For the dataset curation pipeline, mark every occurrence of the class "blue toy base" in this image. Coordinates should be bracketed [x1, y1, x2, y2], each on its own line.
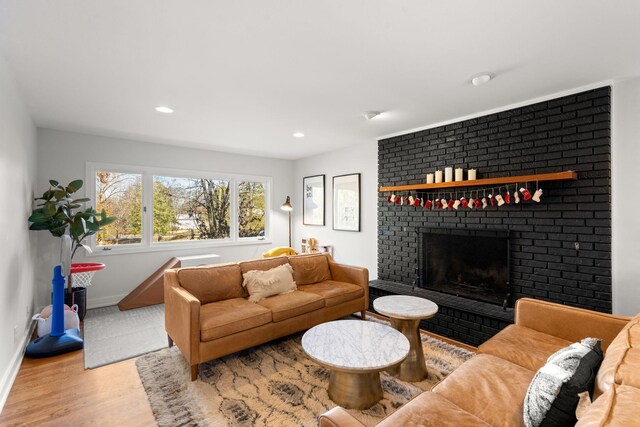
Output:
[25, 328, 84, 358]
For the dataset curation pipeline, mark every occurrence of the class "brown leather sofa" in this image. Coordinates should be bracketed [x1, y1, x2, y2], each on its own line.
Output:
[320, 298, 640, 426]
[164, 253, 368, 380]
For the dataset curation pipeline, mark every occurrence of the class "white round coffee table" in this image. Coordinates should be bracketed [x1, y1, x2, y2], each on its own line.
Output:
[373, 295, 438, 381]
[301, 320, 409, 409]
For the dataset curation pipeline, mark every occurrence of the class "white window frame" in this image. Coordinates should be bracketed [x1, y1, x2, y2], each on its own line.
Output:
[86, 162, 272, 255]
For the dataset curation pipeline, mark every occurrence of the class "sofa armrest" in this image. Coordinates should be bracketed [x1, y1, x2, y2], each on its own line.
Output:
[319, 407, 366, 427]
[515, 298, 631, 351]
[328, 261, 369, 307]
[164, 270, 201, 364]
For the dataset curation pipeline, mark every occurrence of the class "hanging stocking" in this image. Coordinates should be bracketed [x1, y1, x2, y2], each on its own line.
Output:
[513, 186, 520, 204]
[436, 198, 442, 209]
[495, 194, 505, 206]
[460, 196, 468, 208]
[395, 195, 402, 205]
[448, 198, 456, 209]
[488, 194, 496, 206]
[519, 187, 532, 201]
[504, 191, 511, 204]
[413, 197, 422, 207]
[425, 199, 433, 209]
[387, 195, 392, 204]
[532, 188, 543, 203]
[474, 197, 482, 209]
[482, 197, 488, 209]
[441, 198, 448, 209]
[408, 196, 415, 206]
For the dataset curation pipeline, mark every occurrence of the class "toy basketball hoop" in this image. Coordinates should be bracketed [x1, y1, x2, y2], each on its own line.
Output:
[70, 262, 105, 288]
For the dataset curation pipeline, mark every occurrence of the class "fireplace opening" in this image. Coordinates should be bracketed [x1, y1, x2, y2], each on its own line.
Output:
[419, 229, 510, 307]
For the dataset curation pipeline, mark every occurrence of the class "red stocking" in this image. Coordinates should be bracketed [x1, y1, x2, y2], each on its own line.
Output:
[519, 188, 532, 201]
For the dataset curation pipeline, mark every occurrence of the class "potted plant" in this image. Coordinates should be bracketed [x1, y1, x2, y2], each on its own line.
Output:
[28, 179, 115, 319]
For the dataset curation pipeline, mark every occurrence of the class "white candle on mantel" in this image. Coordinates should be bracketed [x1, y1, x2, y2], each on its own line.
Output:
[455, 168, 463, 182]
[468, 169, 477, 180]
[445, 167, 453, 182]
[426, 173, 434, 184]
[435, 170, 443, 183]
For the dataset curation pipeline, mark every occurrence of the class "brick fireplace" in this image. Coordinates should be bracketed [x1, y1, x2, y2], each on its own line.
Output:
[373, 86, 611, 346]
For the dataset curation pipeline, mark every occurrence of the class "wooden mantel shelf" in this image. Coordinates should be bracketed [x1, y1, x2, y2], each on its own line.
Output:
[379, 171, 577, 192]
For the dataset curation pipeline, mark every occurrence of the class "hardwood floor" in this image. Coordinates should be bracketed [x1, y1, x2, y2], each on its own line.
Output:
[0, 350, 156, 427]
[0, 313, 475, 426]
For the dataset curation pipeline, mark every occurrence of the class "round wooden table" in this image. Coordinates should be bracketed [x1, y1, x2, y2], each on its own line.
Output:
[373, 295, 439, 381]
[301, 320, 409, 409]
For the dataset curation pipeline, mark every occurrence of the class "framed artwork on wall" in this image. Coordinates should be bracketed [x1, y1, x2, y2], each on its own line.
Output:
[303, 174, 325, 225]
[333, 173, 360, 232]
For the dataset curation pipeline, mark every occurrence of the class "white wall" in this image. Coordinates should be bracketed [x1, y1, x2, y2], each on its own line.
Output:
[292, 142, 378, 279]
[0, 55, 37, 409]
[35, 129, 294, 308]
[612, 77, 640, 316]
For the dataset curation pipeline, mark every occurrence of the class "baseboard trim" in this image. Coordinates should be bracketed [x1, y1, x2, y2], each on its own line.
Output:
[0, 321, 36, 414]
[88, 293, 128, 309]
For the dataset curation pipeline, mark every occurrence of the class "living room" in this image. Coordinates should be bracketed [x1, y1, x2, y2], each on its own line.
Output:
[1, 1, 640, 426]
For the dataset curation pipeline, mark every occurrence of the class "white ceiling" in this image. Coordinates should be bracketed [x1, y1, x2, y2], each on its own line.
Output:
[1, 1, 639, 160]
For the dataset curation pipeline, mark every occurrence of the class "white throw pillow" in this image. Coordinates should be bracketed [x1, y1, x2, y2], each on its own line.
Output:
[242, 263, 297, 302]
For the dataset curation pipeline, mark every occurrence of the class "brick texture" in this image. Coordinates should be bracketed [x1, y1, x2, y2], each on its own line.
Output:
[376, 87, 611, 345]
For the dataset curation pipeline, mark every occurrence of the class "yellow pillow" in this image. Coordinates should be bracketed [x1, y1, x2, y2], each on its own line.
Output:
[242, 263, 297, 302]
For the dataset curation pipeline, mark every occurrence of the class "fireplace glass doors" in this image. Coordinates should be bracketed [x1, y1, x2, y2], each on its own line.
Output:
[420, 229, 510, 306]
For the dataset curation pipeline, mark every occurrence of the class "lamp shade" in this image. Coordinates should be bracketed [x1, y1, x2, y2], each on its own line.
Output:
[281, 196, 293, 211]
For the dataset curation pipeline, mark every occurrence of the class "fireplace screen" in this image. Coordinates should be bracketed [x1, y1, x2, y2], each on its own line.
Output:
[421, 230, 510, 306]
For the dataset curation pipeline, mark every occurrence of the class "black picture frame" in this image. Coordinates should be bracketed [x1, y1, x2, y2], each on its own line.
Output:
[303, 174, 325, 226]
[332, 173, 361, 232]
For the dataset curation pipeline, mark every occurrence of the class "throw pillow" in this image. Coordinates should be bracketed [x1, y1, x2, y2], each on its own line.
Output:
[242, 263, 297, 302]
[523, 337, 604, 427]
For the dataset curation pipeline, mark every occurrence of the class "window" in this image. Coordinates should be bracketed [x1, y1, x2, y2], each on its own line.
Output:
[95, 171, 142, 246]
[153, 176, 231, 242]
[87, 163, 270, 252]
[238, 181, 265, 238]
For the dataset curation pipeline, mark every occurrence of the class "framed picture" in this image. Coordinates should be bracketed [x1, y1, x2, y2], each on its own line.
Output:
[333, 173, 360, 232]
[303, 175, 325, 225]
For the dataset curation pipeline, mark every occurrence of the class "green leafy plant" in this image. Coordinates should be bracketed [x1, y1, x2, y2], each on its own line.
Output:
[28, 179, 116, 264]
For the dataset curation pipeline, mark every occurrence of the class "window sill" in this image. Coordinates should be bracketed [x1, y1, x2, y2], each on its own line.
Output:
[86, 239, 273, 257]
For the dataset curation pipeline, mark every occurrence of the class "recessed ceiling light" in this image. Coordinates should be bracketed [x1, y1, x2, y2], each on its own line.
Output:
[362, 111, 381, 120]
[293, 132, 305, 138]
[471, 74, 492, 86]
[155, 106, 174, 114]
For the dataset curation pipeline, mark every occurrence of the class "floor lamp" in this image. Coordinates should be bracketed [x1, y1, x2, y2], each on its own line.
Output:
[281, 196, 293, 248]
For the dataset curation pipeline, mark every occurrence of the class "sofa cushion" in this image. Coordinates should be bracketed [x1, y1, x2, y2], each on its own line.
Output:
[288, 254, 332, 285]
[242, 263, 297, 303]
[523, 338, 603, 427]
[478, 324, 572, 371]
[433, 354, 535, 427]
[200, 298, 272, 341]
[177, 264, 244, 305]
[576, 384, 640, 426]
[298, 280, 363, 307]
[257, 290, 324, 322]
[595, 314, 640, 398]
[239, 256, 289, 274]
[377, 392, 491, 427]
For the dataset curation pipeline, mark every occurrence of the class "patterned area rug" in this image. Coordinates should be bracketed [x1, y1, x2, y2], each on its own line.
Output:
[136, 317, 473, 426]
[84, 304, 166, 369]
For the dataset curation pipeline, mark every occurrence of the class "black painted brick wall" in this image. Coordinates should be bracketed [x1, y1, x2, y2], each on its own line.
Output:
[377, 87, 612, 333]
